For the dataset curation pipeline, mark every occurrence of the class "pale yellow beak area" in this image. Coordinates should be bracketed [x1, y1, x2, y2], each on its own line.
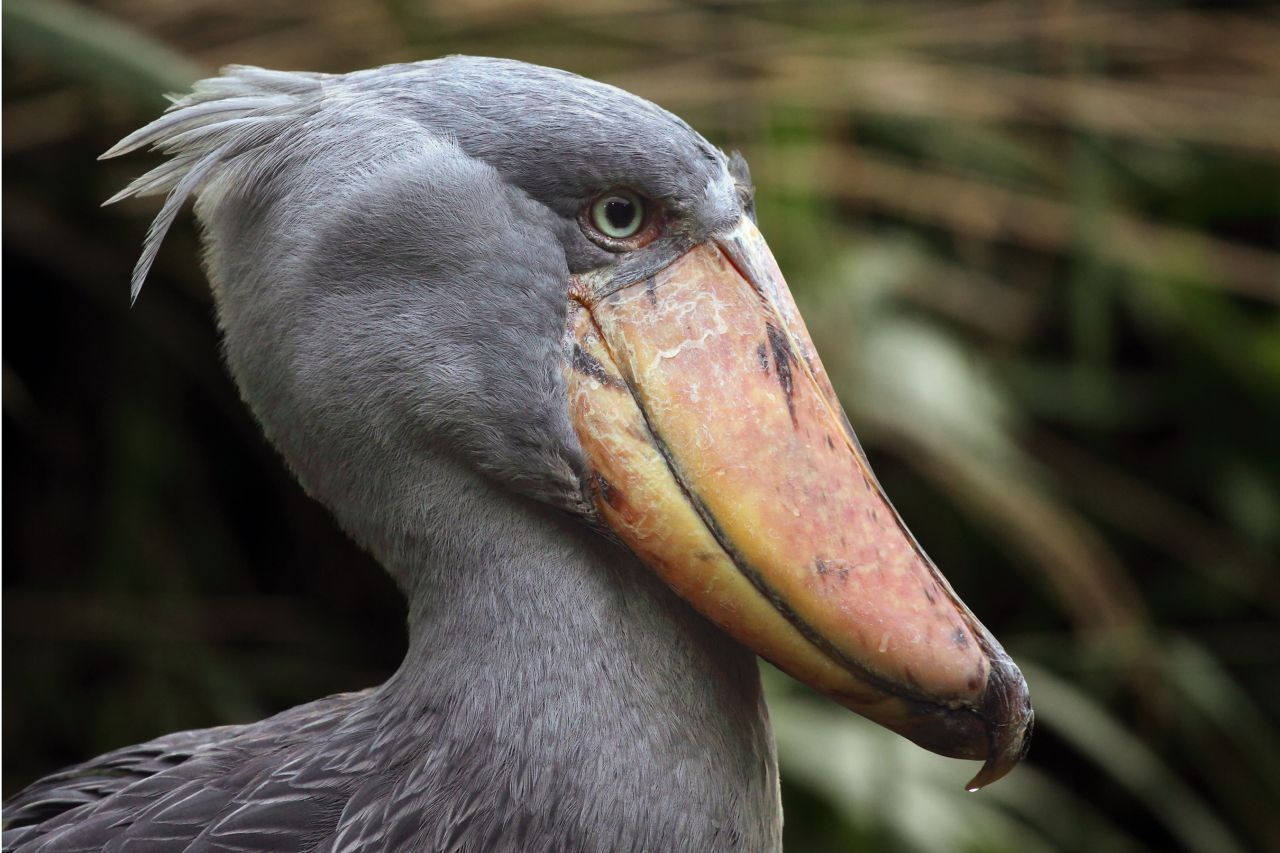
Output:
[565, 218, 1032, 790]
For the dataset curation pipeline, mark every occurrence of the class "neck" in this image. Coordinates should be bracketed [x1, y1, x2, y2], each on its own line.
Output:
[340, 453, 781, 848]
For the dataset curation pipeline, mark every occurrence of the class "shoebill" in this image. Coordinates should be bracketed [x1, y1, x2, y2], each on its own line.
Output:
[3, 57, 1032, 852]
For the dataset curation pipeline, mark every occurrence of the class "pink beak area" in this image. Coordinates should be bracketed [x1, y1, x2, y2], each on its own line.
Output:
[564, 218, 1032, 790]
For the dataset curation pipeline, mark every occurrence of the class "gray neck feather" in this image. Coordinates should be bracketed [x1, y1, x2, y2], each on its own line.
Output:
[328, 450, 782, 849]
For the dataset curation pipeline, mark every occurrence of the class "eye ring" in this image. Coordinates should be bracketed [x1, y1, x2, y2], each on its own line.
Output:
[581, 188, 658, 250]
[590, 190, 644, 238]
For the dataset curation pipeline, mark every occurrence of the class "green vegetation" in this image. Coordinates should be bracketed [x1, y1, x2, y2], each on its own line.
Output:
[4, 2, 1277, 850]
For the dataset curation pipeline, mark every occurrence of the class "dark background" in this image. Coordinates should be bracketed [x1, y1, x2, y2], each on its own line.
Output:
[4, 1, 1279, 850]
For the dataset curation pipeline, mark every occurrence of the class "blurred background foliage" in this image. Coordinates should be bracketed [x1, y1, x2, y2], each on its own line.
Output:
[3, 1, 1278, 850]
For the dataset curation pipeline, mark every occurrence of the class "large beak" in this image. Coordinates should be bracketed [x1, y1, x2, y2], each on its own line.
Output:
[565, 218, 1032, 789]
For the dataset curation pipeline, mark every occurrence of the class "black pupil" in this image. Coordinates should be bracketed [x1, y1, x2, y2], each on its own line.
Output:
[604, 197, 636, 230]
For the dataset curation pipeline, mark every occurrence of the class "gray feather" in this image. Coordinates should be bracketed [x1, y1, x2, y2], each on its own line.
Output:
[8, 56, 776, 852]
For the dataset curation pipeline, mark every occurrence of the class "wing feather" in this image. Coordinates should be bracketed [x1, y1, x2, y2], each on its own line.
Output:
[3, 692, 373, 852]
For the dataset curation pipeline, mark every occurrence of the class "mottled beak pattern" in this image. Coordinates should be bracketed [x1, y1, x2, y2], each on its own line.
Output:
[566, 218, 1032, 789]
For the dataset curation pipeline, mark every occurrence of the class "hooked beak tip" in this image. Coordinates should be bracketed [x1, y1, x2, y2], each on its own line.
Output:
[966, 656, 1034, 790]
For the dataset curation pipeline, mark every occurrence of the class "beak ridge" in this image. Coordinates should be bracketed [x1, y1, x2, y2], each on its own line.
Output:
[566, 217, 1032, 788]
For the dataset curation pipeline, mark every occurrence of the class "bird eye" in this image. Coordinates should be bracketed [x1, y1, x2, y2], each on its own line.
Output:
[588, 190, 646, 240]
